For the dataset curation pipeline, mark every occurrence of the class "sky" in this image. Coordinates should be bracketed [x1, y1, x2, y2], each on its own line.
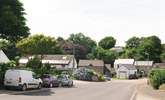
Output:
[21, 0, 165, 46]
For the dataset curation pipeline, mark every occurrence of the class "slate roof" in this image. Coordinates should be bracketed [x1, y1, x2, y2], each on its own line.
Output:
[114, 59, 134, 65]
[78, 60, 104, 67]
[119, 64, 137, 70]
[19, 55, 74, 65]
[134, 61, 153, 67]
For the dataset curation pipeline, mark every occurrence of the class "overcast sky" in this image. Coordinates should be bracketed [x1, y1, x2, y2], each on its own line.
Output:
[21, 0, 165, 46]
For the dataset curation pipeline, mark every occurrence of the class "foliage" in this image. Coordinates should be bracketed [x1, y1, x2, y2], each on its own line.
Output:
[68, 33, 97, 54]
[16, 34, 62, 55]
[0, 0, 30, 42]
[160, 53, 165, 62]
[126, 37, 141, 48]
[148, 69, 165, 89]
[0, 39, 10, 50]
[0, 61, 16, 85]
[123, 36, 162, 62]
[92, 47, 116, 64]
[99, 36, 116, 49]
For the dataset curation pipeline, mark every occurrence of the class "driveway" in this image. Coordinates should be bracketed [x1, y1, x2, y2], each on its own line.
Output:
[0, 79, 138, 100]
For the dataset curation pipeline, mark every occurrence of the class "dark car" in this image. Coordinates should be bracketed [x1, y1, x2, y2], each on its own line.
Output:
[57, 75, 73, 87]
[128, 74, 138, 79]
[41, 74, 59, 88]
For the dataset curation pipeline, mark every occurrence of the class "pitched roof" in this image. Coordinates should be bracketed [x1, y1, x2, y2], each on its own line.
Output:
[114, 59, 134, 65]
[154, 63, 165, 68]
[119, 64, 137, 70]
[78, 60, 104, 67]
[19, 55, 74, 65]
[134, 61, 153, 67]
[0, 50, 10, 63]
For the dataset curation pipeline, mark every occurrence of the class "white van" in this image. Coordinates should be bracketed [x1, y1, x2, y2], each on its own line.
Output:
[4, 69, 42, 91]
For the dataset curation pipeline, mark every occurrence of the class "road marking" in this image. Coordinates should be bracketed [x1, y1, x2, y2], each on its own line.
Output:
[130, 84, 138, 100]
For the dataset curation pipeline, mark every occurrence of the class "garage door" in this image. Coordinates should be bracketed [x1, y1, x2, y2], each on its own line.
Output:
[119, 71, 127, 78]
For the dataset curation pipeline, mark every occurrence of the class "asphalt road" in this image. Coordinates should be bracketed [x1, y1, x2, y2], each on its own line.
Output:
[0, 80, 138, 100]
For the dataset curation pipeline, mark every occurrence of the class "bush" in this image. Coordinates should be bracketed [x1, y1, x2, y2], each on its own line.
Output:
[73, 67, 105, 82]
[148, 69, 165, 89]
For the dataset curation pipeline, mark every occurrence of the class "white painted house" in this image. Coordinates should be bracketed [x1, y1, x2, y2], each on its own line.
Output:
[114, 59, 136, 78]
[19, 55, 77, 70]
[0, 50, 10, 63]
[114, 59, 134, 72]
[117, 64, 137, 78]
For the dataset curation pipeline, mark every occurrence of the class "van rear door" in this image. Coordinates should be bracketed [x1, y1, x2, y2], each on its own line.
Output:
[4, 70, 20, 86]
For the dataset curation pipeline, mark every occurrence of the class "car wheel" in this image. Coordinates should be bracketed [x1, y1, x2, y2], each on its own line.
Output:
[38, 83, 42, 89]
[22, 84, 27, 91]
[69, 82, 73, 87]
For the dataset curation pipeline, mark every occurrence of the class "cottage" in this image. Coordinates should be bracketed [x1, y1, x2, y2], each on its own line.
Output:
[117, 64, 137, 78]
[114, 59, 134, 72]
[154, 63, 165, 69]
[78, 60, 104, 74]
[0, 50, 10, 63]
[134, 61, 153, 76]
[19, 55, 77, 70]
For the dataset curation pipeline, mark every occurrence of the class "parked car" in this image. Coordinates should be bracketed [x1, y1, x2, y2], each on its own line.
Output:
[4, 69, 42, 91]
[103, 75, 111, 81]
[41, 74, 59, 88]
[128, 74, 138, 79]
[57, 75, 73, 87]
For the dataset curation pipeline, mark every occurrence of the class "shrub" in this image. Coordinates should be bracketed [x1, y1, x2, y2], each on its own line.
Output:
[73, 67, 105, 82]
[148, 69, 165, 89]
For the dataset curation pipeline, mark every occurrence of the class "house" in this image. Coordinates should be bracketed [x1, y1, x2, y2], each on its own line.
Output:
[153, 63, 165, 69]
[19, 55, 77, 70]
[116, 64, 137, 78]
[114, 59, 134, 72]
[0, 50, 10, 63]
[134, 61, 153, 76]
[78, 60, 104, 74]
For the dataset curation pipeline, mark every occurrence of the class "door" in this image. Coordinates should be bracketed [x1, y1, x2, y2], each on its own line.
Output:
[119, 71, 127, 78]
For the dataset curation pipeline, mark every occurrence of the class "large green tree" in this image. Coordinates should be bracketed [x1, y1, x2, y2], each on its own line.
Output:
[0, 0, 30, 42]
[126, 37, 141, 48]
[99, 36, 116, 49]
[16, 34, 62, 55]
[68, 33, 97, 59]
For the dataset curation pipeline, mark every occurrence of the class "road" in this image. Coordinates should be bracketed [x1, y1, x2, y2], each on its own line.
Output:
[0, 80, 138, 100]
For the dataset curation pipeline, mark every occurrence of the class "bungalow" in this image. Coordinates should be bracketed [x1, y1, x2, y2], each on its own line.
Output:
[19, 55, 77, 70]
[117, 64, 137, 79]
[134, 61, 153, 76]
[0, 50, 10, 63]
[78, 60, 104, 74]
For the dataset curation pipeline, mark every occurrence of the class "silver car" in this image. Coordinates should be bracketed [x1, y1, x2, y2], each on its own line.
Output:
[57, 75, 73, 87]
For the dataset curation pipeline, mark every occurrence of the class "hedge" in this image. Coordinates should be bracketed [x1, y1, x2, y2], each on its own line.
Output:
[148, 69, 165, 89]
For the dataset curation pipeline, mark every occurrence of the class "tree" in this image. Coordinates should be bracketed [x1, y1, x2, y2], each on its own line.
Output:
[160, 53, 165, 62]
[68, 33, 97, 53]
[99, 36, 116, 49]
[0, 39, 10, 50]
[0, 0, 30, 42]
[92, 47, 116, 64]
[16, 34, 62, 55]
[68, 33, 97, 60]
[126, 37, 141, 48]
